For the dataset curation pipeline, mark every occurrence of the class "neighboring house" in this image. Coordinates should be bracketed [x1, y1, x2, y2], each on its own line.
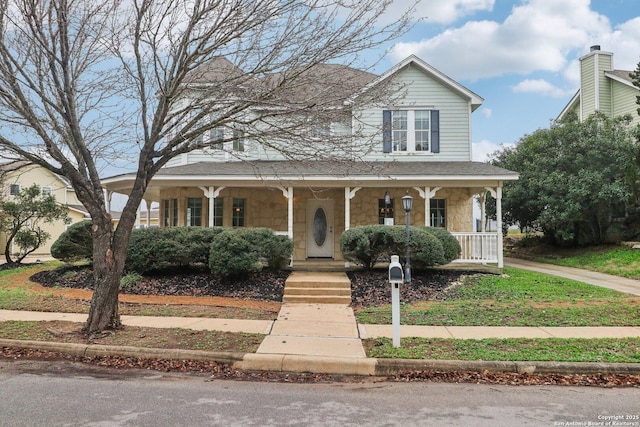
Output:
[103, 55, 518, 267]
[558, 45, 639, 124]
[0, 161, 90, 258]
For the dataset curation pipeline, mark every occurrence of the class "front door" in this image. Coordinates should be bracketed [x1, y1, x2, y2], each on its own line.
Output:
[306, 199, 334, 258]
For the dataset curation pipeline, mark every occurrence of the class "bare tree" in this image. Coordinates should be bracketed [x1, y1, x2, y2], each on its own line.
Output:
[0, 0, 414, 334]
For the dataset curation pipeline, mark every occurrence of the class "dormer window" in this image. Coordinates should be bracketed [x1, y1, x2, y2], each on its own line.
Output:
[383, 109, 439, 154]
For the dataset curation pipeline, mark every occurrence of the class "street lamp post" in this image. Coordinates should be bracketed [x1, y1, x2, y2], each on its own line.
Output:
[402, 192, 413, 283]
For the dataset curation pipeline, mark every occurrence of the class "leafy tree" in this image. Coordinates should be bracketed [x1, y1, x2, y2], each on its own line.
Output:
[0, 0, 414, 333]
[630, 59, 640, 118]
[0, 184, 70, 263]
[491, 112, 633, 246]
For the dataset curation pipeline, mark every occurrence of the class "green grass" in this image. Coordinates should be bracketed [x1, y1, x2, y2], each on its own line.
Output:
[355, 268, 640, 326]
[534, 246, 640, 280]
[0, 287, 32, 307]
[365, 337, 640, 363]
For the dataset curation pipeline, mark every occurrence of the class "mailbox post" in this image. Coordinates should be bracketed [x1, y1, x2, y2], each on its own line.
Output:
[388, 255, 403, 348]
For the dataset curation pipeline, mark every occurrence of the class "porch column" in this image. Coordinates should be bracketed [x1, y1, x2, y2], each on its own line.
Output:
[145, 199, 152, 228]
[278, 186, 294, 266]
[199, 186, 226, 228]
[485, 186, 504, 268]
[479, 191, 487, 232]
[496, 186, 504, 268]
[104, 190, 113, 214]
[413, 186, 441, 226]
[344, 186, 361, 267]
[279, 186, 294, 240]
[136, 204, 141, 229]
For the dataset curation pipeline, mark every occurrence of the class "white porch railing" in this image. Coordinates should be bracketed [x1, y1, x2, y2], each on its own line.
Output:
[451, 232, 499, 264]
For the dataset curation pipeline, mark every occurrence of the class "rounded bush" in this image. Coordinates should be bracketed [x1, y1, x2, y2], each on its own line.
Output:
[340, 225, 451, 270]
[50, 220, 93, 263]
[340, 225, 389, 269]
[422, 227, 461, 263]
[209, 229, 261, 279]
[125, 228, 187, 274]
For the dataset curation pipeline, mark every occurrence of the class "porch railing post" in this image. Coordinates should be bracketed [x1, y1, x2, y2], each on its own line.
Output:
[496, 186, 504, 268]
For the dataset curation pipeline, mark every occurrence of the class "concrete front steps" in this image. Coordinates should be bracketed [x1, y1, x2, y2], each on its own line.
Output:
[283, 271, 352, 304]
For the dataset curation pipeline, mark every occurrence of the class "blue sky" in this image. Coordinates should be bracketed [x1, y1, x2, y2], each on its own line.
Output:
[372, 0, 640, 161]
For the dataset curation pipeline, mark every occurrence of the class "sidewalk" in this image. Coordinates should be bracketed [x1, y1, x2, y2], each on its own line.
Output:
[2, 260, 640, 376]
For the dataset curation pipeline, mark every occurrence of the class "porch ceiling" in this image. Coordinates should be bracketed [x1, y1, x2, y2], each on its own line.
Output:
[102, 160, 518, 201]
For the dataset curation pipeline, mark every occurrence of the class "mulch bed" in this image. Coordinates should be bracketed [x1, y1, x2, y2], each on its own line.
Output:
[30, 264, 480, 307]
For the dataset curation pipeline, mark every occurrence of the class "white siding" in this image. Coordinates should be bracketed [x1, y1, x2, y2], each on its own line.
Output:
[352, 64, 472, 162]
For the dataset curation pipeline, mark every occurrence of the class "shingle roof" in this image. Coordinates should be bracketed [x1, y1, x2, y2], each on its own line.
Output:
[154, 160, 517, 179]
[607, 69, 634, 83]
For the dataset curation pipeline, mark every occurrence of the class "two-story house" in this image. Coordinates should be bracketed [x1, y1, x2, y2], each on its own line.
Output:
[558, 45, 639, 124]
[103, 55, 518, 267]
[0, 161, 90, 258]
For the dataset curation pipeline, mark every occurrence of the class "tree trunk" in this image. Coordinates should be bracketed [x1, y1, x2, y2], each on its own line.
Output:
[82, 217, 128, 335]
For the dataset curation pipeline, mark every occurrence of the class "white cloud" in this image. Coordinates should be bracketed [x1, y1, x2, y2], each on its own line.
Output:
[389, 0, 616, 81]
[511, 79, 571, 98]
[472, 139, 511, 162]
[481, 107, 492, 118]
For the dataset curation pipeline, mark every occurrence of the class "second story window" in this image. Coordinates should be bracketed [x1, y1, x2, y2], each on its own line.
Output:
[233, 128, 244, 152]
[9, 184, 20, 196]
[41, 186, 52, 196]
[383, 109, 440, 154]
[209, 127, 225, 149]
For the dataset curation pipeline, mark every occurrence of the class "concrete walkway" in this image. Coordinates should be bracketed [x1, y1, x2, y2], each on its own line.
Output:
[504, 258, 640, 296]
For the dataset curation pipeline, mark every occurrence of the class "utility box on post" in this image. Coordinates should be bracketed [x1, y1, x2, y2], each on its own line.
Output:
[388, 255, 403, 348]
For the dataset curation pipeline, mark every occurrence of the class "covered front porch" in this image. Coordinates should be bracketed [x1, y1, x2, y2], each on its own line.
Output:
[102, 161, 518, 268]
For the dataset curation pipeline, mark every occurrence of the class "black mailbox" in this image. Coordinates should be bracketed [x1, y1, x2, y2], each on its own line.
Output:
[389, 255, 403, 287]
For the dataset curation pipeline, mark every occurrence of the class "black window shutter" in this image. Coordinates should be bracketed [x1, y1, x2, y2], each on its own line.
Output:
[382, 110, 392, 153]
[431, 110, 440, 153]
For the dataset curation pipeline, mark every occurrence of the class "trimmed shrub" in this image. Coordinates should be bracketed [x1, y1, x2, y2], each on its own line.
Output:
[171, 227, 224, 265]
[209, 229, 261, 279]
[340, 225, 451, 270]
[264, 234, 294, 269]
[125, 228, 188, 274]
[422, 227, 461, 263]
[208, 228, 293, 277]
[50, 220, 93, 262]
[340, 225, 390, 269]
[384, 226, 445, 269]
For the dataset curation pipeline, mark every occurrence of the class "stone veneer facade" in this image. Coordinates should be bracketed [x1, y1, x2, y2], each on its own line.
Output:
[159, 186, 474, 261]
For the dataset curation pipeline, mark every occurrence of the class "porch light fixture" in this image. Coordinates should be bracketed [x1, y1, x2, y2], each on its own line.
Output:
[402, 192, 413, 283]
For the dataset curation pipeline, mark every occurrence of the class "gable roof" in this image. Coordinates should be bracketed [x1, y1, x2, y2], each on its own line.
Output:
[558, 69, 638, 121]
[348, 55, 484, 111]
[0, 160, 71, 187]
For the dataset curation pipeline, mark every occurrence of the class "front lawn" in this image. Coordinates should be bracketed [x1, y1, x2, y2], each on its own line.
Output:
[364, 337, 640, 363]
[533, 246, 640, 280]
[355, 267, 640, 327]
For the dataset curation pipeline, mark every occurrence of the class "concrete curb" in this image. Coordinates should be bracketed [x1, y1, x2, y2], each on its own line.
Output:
[3, 339, 640, 376]
[0, 339, 245, 365]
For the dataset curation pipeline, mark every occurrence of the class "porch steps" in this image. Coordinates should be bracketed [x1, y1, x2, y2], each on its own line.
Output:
[283, 272, 352, 304]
